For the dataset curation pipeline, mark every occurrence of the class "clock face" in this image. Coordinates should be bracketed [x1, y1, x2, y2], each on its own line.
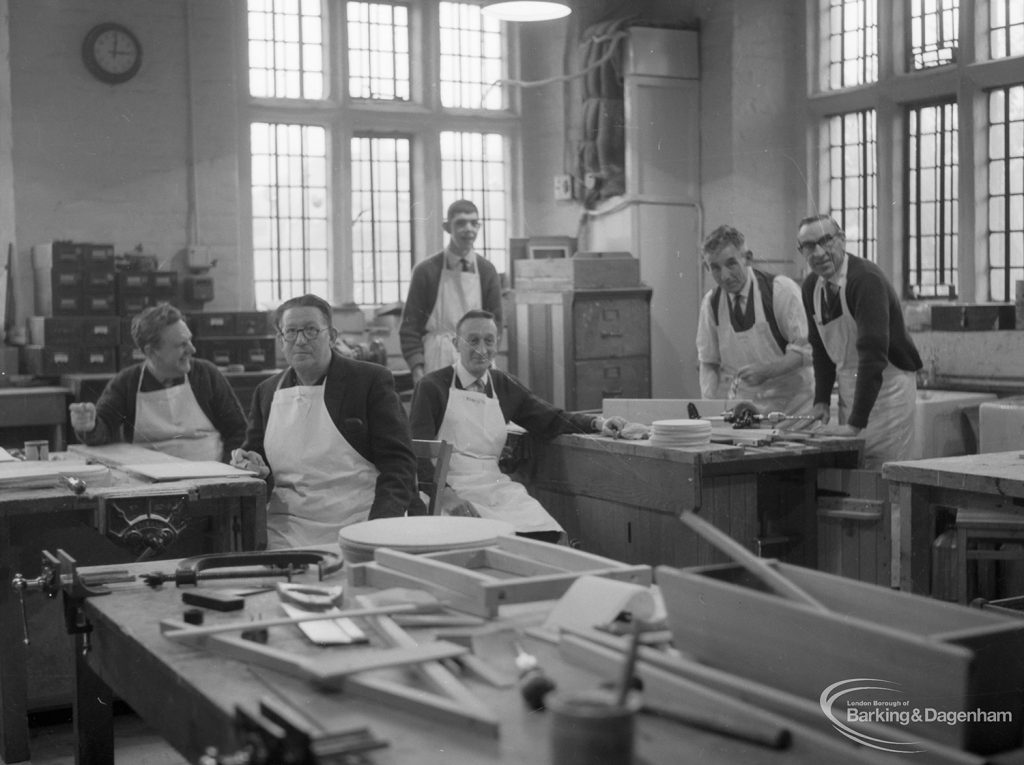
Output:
[83, 23, 142, 83]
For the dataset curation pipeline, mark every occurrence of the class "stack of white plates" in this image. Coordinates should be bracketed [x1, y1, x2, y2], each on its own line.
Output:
[649, 419, 712, 448]
[337, 516, 515, 563]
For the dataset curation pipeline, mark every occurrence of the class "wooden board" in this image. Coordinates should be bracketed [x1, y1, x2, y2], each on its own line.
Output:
[119, 461, 257, 481]
[0, 461, 109, 488]
[69, 443, 185, 467]
[657, 562, 1024, 754]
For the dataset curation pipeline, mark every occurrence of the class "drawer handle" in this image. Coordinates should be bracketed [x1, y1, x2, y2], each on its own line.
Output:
[600, 331, 624, 338]
[602, 390, 623, 398]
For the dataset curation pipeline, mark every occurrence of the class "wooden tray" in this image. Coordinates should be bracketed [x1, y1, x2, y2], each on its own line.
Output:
[658, 561, 1024, 755]
[347, 535, 652, 618]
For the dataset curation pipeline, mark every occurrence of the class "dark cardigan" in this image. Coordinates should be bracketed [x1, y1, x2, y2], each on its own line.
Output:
[243, 351, 422, 519]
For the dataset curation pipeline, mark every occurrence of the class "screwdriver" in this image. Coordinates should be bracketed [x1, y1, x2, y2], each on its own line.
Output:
[513, 640, 556, 711]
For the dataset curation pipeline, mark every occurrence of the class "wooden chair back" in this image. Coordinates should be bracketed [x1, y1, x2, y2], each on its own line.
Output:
[411, 439, 453, 516]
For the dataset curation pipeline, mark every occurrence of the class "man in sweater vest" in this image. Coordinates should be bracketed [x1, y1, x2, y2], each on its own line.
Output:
[798, 214, 922, 469]
[399, 200, 503, 384]
[696, 224, 815, 422]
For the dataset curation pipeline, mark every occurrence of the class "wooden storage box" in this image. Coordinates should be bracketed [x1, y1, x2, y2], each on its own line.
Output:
[513, 251, 640, 291]
[658, 562, 1024, 755]
[931, 303, 1015, 331]
[816, 468, 890, 587]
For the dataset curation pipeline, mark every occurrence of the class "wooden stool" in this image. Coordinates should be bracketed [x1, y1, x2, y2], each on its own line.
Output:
[955, 507, 1024, 604]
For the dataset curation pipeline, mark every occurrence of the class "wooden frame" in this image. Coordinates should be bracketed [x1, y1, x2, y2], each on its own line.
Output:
[346, 534, 652, 618]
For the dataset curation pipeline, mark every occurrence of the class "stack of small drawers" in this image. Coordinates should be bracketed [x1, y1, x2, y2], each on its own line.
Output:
[27, 241, 184, 376]
[25, 242, 121, 377]
[115, 269, 178, 316]
[190, 311, 278, 371]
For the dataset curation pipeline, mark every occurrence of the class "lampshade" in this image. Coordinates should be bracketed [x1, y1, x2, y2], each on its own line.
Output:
[480, 1, 571, 22]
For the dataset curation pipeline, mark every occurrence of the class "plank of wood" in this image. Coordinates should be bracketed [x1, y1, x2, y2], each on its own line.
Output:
[68, 443, 183, 466]
[494, 534, 652, 579]
[160, 603, 419, 640]
[346, 563, 486, 616]
[678, 512, 828, 611]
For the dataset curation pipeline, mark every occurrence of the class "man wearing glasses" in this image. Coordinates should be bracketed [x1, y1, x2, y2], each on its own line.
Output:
[399, 199, 504, 384]
[232, 294, 421, 548]
[798, 214, 922, 469]
[409, 310, 626, 542]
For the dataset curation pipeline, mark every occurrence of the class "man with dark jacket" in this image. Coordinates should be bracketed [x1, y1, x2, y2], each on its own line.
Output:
[69, 302, 246, 462]
[799, 214, 922, 469]
[399, 199, 503, 384]
[232, 293, 421, 548]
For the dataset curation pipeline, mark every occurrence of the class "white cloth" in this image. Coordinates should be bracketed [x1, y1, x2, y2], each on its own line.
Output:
[422, 255, 482, 373]
[814, 276, 916, 470]
[264, 377, 379, 549]
[437, 364, 560, 533]
[133, 372, 222, 461]
[696, 273, 814, 419]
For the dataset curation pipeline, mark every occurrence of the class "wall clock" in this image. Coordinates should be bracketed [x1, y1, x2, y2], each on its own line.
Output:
[82, 22, 142, 84]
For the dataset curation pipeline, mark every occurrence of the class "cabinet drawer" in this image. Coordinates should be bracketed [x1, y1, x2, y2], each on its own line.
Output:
[573, 297, 650, 359]
[572, 357, 650, 411]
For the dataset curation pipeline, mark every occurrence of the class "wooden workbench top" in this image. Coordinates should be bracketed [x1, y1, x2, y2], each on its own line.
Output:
[883, 450, 1024, 495]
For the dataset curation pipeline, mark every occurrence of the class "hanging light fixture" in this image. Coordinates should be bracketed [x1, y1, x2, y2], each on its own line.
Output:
[480, 1, 571, 22]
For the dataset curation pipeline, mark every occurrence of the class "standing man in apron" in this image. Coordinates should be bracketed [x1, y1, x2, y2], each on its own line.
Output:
[399, 200, 504, 384]
[409, 310, 627, 542]
[69, 302, 247, 462]
[798, 214, 923, 469]
[696, 224, 815, 422]
[232, 294, 421, 549]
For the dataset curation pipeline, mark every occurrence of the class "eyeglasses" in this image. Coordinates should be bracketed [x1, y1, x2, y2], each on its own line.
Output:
[279, 326, 328, 344]
[797, 233, 837, 256]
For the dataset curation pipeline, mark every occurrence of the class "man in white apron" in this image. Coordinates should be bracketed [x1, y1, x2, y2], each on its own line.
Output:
[231, 294, 421, 549]
[399, 200, 504, 384]
[798, 214, 923, 470]
[696, 225, 814, 424]
[409, 310, 627, 543]
[69, 303, 247, 461]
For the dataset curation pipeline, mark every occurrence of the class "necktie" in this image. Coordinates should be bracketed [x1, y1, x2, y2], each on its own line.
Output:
[468, 378, 485, 393]
[731, 295, 745, 327]
[823, 282, 841, 322]
[460, 258, 472, 273]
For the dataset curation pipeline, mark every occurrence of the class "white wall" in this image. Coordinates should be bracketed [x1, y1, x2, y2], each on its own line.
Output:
[7, 0, 245, 324]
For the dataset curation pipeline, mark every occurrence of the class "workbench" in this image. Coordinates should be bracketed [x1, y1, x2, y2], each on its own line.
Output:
[0, 447, 267, 764]
[0, 385, 71, 451]
[65, 558, 880, 765]
[516, 434, 863, 568]
[883, 450, 1024, 595]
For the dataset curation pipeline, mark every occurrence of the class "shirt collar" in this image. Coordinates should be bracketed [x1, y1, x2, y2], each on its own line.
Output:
[822, 254, 849, 288]
[141, 366, 186, 389]
[454, 360, 490, 390]
[445, 248, 475, 271]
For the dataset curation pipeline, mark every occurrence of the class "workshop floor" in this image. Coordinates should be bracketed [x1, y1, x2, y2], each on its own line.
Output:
[18, 708, 187, 765]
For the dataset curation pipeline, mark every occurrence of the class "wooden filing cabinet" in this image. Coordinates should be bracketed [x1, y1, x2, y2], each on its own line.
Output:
[511, 286, 652, 411]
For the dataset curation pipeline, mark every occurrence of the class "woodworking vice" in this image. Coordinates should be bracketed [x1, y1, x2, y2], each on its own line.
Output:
[10, 549, 126, 650]
[198, 697, 388, 765]
[95, 487, 199, 561]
